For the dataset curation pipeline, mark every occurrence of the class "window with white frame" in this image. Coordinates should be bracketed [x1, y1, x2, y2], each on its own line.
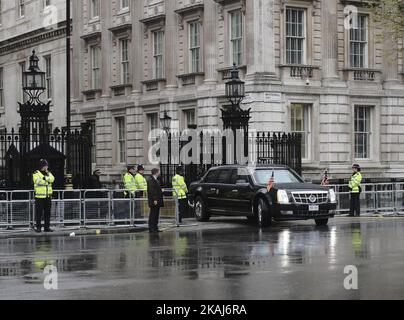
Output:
[148, 113, 159, 163]
[183, 109, 196, 129]
[120, 0, 129, 11]
[189, 21, 201, 73]
[230, 10, 243, 66]
[19, 0, 25, 18]
[91, 46, 101, 89]
[349, 14, 368, 68]
[116, 117, 126, 164]
[290, 103, 311, 160]
[354, 106, 372, 159]
[153, 31, 164, 79]
[44, 56, 52, 100]
[91, 0, 100, 19]
[286, 8, 306, 65]
[0, 68, 4, 108]
[120, 39, 130, 84]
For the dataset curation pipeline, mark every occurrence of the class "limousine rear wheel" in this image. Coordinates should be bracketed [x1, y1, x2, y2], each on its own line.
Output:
[315, 218, 329, 226]
[257, 198, 272, 227]
[194, 196, 210, 222]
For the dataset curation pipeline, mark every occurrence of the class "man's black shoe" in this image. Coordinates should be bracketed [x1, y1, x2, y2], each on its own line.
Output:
[34, 228, 41, 233]
[44, 229, 54, 233]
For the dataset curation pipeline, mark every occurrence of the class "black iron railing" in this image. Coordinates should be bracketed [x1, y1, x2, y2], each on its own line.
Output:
[160, 131, 302, 187]
[0, 126, 92, 190]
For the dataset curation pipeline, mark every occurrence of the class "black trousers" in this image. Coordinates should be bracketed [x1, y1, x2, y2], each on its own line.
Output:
[149, 206, 160, 231]
[178, 199, 188, 223]
[350, 193, 361, 216]
[35, 198, 52, 230]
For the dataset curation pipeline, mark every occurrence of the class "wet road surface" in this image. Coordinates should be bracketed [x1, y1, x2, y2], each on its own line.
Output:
[1, 217, 404, 300]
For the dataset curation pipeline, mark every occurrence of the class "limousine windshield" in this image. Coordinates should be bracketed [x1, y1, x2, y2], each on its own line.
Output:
[252, 169, 302, 185]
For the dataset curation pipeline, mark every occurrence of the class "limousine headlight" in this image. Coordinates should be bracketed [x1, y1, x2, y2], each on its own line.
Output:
[277, 190, 289, 204]
[329, 189, 337, 203]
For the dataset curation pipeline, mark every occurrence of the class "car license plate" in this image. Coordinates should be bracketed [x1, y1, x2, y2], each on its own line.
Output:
[309, 205, 319, 212]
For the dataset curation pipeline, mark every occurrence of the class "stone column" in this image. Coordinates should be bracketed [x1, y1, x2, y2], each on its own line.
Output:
[321, 0, 339, 81]
[165, 0, 179, 89]
[71, 0, 83, 101]
[246, 0, 276, 76]
[131, 0, 143, 94]
[100, 0, 112, 98]
[203, 0, 218, 84]
[383, 36, 400, 87]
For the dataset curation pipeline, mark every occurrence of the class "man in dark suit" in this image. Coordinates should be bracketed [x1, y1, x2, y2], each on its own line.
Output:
[147, 168, 164, 233]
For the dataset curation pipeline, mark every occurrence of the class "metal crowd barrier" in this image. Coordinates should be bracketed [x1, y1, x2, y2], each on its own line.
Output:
[2, 183, 404, 231]
[329, 182, 404, 215]
[0, 188, 181, 231]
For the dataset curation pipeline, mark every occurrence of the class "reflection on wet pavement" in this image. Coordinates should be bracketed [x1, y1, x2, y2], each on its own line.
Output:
[1, 218, 404, 299]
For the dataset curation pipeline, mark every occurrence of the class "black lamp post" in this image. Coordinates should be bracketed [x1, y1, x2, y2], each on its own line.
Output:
[222, 64, 250, 164]
[160, 110, 172, 186]
[65, 0, 72, 189]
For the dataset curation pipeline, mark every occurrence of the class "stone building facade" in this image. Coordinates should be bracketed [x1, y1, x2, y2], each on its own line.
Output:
[2, 0, 404, 183]
[0, 0, 68, 130]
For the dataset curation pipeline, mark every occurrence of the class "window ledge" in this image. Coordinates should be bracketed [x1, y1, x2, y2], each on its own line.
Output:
[81, 31, 102, 41]
[217, 65, 247, 80]
[110, 84, 132, 96]
[139, 14, 166, 25]
[141, 78, 166, 91]
[108, 23, 132, 34]
[82, 89, 102, 101]
[278, 64, 321, 80]
[175, 3, 204, 16]
[342, 68, 382, 81]
[177, 72, 205, 86]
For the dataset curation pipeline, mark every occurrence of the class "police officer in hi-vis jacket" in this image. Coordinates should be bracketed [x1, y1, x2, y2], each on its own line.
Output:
[33, 159, 55, 233]
[172, 166, 188, 224]
[349, 164, 363, 217]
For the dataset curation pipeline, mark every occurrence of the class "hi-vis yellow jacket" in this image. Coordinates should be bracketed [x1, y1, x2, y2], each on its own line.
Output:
[349, 172, 362, 193]
[172, 174, 188, 200]
[123, 172, 136, 196]
[33, 171, 55, 199]
[135, 173, 147, 195]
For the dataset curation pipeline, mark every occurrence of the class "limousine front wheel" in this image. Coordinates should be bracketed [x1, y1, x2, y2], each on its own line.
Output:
[257, 198, 272, 227]
[194, 196, 210, 222]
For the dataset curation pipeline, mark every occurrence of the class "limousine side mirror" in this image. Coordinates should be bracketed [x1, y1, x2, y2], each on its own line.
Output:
[236, 180, 250, 187]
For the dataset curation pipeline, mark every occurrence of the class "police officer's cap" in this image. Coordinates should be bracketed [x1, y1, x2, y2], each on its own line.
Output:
[39, 159, 49, 168]
[176, 166, 184, 174]
[352, 164, 361, 170]
[137, 164, 145, 171]
[127, 165, 135, 171]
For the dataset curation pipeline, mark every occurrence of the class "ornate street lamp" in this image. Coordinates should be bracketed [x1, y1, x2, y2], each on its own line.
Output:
[160, 110, 172, 135]
[22, 50, 46, 104]
[221, 64, 250, 164]
[225, 64, 246, 107]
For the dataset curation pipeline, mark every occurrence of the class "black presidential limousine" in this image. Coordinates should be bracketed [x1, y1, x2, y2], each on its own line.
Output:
[188, 165, 337, 227]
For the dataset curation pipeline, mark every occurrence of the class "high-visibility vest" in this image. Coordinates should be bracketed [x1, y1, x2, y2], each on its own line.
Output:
[349, 172, 362, 193]
[172, 174, 188, 200]
[135, 173, 147, 194]
[33, 170, 55, 199]
[123, 173, 136, 195]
